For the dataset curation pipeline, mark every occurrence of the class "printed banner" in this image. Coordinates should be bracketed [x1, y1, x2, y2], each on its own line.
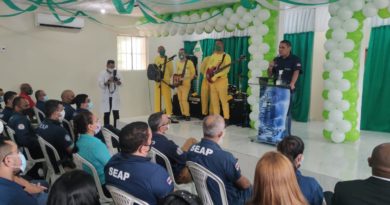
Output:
[257, 85, 290, 145]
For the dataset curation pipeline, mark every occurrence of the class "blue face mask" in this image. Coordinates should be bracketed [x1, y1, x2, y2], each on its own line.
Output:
[88, 102, 94, 110]
[0, 96, 3, 103]
[43, 95, 49, 102]
[19, 152, 27, 173]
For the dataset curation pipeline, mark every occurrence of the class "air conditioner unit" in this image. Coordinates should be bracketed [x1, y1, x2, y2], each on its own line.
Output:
[35, 13, 84, 29]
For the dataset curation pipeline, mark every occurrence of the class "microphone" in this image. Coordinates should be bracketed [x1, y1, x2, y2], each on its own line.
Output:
[169, 54, 176, 60]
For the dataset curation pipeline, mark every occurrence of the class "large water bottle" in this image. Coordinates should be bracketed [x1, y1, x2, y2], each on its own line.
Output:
[276, 70, 283, 85]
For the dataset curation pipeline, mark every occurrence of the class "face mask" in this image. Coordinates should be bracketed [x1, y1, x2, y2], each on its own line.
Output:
[107, 68, 114, 73]
[88, 102, 94, 110]
[94, 123, 101, 135]
[59, 110, 65, 122]
[0, 121, 3, 134]
[215, 45, 222, 52]
[27, 89, 33, 95]
[166, 124, 170, 130]
[159, 50, 165, 57]
[43, 95, 49, 102]
[0, 96, 3, 103]
[9, 153, 26, 173]
[179, 54, 185, 60]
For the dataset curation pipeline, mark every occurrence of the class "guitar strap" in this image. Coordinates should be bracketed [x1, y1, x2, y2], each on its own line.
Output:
[181, 59, 188, 77]
[161, 56, 167, 80]
[217, 53, 226, 69]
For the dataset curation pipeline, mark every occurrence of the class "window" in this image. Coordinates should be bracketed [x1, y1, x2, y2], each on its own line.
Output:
[117, 36, 147, 71]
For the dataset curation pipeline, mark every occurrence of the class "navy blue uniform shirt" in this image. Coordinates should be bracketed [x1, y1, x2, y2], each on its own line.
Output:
[35, 101, 45, 113]
[0, 177, 38, 205]
[152, 132, 187, 178]
[63, 103, 75, 121]
[296, 170, 324, 205]
[8, 112, 37, 147]
[187, 138, 242, 205]
[0, 107, 14, 123]
[36, 118, 74, 172]
[272, 54, 302, 84]
[105, 153, 174, 205]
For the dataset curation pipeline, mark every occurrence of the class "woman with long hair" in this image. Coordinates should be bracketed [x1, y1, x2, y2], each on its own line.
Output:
[248, 151, 308, 205]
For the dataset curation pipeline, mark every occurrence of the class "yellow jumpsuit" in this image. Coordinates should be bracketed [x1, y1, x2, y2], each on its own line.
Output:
[176, 60, 195, 117]
[200, 57, 213, 115]
[154, 56, 173, 115]
[208, 52, 231, 119]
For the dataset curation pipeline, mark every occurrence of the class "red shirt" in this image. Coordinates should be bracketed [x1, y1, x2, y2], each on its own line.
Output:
[20, 92, 35, 108]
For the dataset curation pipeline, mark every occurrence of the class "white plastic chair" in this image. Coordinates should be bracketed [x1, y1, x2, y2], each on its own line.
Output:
[33, 107, 45, 124]
[102, 127, 119, 155]
[62, 119, 76, 141]
[0, 119, 8, 138]
[186, 161, 229, 205]
[106, 185, 149, 205]
[6, 126, 45, 174]
[37, 135, 65, 184]
[73, 153, 113, 204]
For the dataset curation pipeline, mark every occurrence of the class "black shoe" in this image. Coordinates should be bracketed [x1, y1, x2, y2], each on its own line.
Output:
[200, 114, 207, 120]
[177, 115, 185, 120]
[224, 119, 230, 127]
[185, 116, 191, 121]
[170, 118, 179, 124]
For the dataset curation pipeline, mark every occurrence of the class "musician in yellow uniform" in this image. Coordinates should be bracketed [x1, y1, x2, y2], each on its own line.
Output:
[154, 46, 174, 116]
[208, 40, 231, 122]
[175, 48, 195, 121]
[200, 56, 213, 117]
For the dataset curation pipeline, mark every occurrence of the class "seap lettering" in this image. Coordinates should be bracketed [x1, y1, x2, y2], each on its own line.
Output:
[190, 145, 214, 156]
[108, 167, 130, 181]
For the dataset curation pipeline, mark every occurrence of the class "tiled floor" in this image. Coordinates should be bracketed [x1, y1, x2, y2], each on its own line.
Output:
[118, 117, 390, 191]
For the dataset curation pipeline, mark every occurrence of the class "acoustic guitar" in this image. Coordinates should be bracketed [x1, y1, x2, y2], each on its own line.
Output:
[172, 60, 188, 87]
[206, 55, 246, 83]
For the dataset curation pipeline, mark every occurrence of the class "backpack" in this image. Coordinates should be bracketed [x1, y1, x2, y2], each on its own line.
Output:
[161, 190, 202, 205]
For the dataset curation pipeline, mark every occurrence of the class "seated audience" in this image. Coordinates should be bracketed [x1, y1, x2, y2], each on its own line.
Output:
[35, 100, 74, 172]
[277, 135, 323, 205]
[247, 151, 308, 205]
[19, 83, 35, 108]
[187, 115, 252, 205]
[47, 170, 100, 205]
[73, 111, 111, 195]
[34, 90, 47, 112]
[0, 91, 17, 122]
[0, 139, 39, 205]
[73, 94, 93, 116]
[148, 112, 197, 184]
[61, 89, 76, 121]
[105, 121, 173, 205]
[332, 142, 390, 205]
[0, 88, 4, 110]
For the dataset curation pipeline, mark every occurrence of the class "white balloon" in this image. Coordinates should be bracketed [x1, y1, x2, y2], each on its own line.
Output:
[337, 7, 353, 20]
[339, 79, 351, 91]
[348, 0, 364, 12]
[180, 15, 190, 23]
[250, 5, 261, 17]
[330, 69, 343, 81]
[324, 60, 336, 71]
[173, 16, 181, 22]
[373, 0, 389, 9]
[195, 26, 204, 34]
[252, 36, 263, 46]
[258, 24, 269, 35]
[337, 58, 354, 71]
[243, 13, 253, 23]
[337, 120, 352, 132]
[259, 60, 269, 70]
[257, 9, 270, 21]
[339, 100, 350, 111]
[324, 39, 338, 52]
[253, 17, 262, 27]
[230, 14, 240, 25]
[207, 18, 217, 28]
[186, 26, 195, 34]
[201, 12, 211, 20]
[179, 26, 187, 35]
[254, 120, 260, 130]
[190, 13, 200, 22]
[332, 29, 347, 41]
[324, 100, 335, 111]
[324, 120, 335, 131]
[217, 17, 228, 27]
[331, 131, 345, 143]
[238, 20, 249, 29]
[259, 43, 270, 54]
[236, 6, 246, 17]
[338, 39, 355, 52]
[215, 25, 224, 32]
[248, 26, 256, 36]
[248, 61, 255, 70]
[342, 18, 359, 33]
[226, 23, 236, 31]
[329, 109, 344, 122]
[325, 79, 336, 90]
[251, 68, 261, 77]
[248, 95, 256, 104]
[248, 44, 257, 54]
[329, 3, 341, 16]
[170, 26, 178, 36]
[329, 17, 343, 29]
[223, 7, 234, 18]
[204, 24, 214, 33]
[329, 89, 343, 102]
[330, 50, 344, 61]
[363, 3, 378, 17]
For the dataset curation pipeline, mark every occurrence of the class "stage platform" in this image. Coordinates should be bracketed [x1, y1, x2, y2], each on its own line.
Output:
[118, 116, 390, 192]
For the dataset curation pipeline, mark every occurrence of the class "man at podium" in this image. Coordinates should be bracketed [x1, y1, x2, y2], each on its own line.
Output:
[267, 40, 302, 135]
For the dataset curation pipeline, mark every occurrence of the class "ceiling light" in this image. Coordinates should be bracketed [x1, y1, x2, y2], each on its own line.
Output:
[100, 8, 106, 14]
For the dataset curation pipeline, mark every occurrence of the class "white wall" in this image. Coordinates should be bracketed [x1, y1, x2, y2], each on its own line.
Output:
[0, 12, 151, 119]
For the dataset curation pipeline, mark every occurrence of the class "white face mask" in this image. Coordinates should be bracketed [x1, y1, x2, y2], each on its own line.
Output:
[94, 123, 101, 135]
[107, 68, 115, 73]
[59, 110, 66, 122]
[0, 121, 3, 134]
[9, 153, 27, 173]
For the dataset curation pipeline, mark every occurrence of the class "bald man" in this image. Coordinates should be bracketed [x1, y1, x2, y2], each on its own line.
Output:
[332, 143, 390, 205]
[61, 90, 75, 121]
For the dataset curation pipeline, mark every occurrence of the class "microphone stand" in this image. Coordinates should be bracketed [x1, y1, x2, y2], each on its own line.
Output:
[158, 55, 176, 113]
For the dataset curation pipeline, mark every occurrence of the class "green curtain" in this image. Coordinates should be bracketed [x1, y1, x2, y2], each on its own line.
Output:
[361, 25, 390, 132]
[183, 41, 197, 55]
[284, 32, 314, 122]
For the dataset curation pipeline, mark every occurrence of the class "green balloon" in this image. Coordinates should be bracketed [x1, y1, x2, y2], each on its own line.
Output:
[347, 31, 363, 43]
[323, 130, 331, 140]
[264, 53, 275, 61]
[343, 70, 358, 81]
[322, 71, 330, 80]
[352, 11, 365, 21]
[350, 120, 358, 128]
[345, 50, 359, 60]
[225, 25, 235, 32]
[343, 89, 359, 101]
[322, 90, 329, 100]
[270, 10, 278, 18]
[248, 38, 253, 44]
[345, 129, 360, 142]
[325, 52, 330, 60]
[344, 110, 358, 121]
[378, 8, 390, 19]
[250, 120, 255, 129]
[263, 35, 275, 43]
[326, 29, 333, 39]
[322, 110, 329, 120]
[247, 87, 252, 95]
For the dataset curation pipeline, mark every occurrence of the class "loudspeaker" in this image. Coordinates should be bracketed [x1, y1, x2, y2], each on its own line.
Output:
[229, 93, 250, 127]
[172, 94, 181, 116]
[189, 95, 202, 118]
